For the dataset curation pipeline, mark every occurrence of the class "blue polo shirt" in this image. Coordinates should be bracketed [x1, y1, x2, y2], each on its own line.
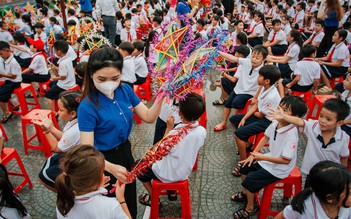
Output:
[176, 1, 191, 16]
[78, 85, 140, 151]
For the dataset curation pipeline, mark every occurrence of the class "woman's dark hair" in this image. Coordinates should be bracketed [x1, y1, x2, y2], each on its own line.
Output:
[337, 29, 348, 41]
[0, 164, 28, 218]
[83, 47, 124, 104]
[21, 14, 33, 31]
[56, 145, 105, 216]
[59, 91, 81, 116]
[236, 32, 248, 45]
[13, 32, 28, 45]
[144, 30, 157, 58]
[291, 161, 351, 214]
[289, 29, 303, 47]
[49, 16, 58, 25]
[280, 96, 307, 117]
[179, 93, 206, 121]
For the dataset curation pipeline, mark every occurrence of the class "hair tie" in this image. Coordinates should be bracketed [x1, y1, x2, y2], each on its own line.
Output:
[75, 97, 81, 103]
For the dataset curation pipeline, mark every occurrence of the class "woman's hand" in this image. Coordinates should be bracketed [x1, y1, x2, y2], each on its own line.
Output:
[114, 181, 126, 202]
[110, 164, 129, 183]
[31, 114, 53, 132]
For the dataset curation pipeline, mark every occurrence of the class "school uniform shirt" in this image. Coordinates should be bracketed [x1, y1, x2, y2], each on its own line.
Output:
[287, 7, 295, 18]
[56, 187, 128, 219]
[1, 207, 30, 219]
[134, 54, 148, 78]
[221, 17, 230, 31]
[206, 25, 221, 38]
[257, 85, 281, 120]
[67, 45, 78, 61]
[120, 28, 137, 42]
[0, 30, 13, 43]
[328, 43, 350, 67]
[347, 30, 351, 46]
[196, 28, 208, 40]
[57, 119, 80, 152]
[300, 120, 350, 174]
[55, 16, 64, 28]
[268, 30, 287, 45]
[238, 11, 247, 20]
[67, 15, 80, 28]
[244, 13, 251, 24]
[13, 44, 32, 59]
[251, 21, 264, 37]
[121, 55, 136, 83]
[309, 31, 325, 45]
[234, 58, 262, 96]
[116, 20, 123, 35]
[3, 54, 22, 83]
[48, 24, 63, 35]
[294, 58, 320, 86]
[34, 32, 47, 43]
[259, 120, 298, 179]
[78, 85, 140, 150]
[256, 2, 265, 13]
[282, 23, 292, 36]
[342, 90, 351, 128]
[56, 54, 76, 90]
[29, 53, 48, 75]
[18, 24, 33, 36]
[294, 10, 304, 28]
[283, 193, 351, 219]
[306, 5, 318, 13]
[286, 42, 300, 71]
[152, 122, 206, 183]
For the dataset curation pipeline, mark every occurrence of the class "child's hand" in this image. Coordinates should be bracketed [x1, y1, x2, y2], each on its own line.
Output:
[102, 174, 111, 188]
[114, 180, 126, 203]
[249, 97, 257, 105]
[166, 115, 175, 129]
[286, 83, 291, 89]
[250, 151, 265, 161]
[239, 155, 255, 167]
[238, 118, 246, 128]
[268, 106, 285, 122]
[31, 114, 53, 132]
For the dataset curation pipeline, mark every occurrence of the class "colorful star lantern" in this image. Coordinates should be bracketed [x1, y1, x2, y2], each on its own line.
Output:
[23, 2, 35, 13]
[154, 25, 188, 70]
[47, 29, 55, 47]
[87, 38, 104, 51]
[67, 26, 78, 45]
[80, 17, 95, 36]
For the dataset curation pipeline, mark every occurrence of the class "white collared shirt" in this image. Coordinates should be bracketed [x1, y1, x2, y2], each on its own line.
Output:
[328, 43, 350, 67]
[294, 58, 320, 86]
[67, 15, 80, 28]
[251, 21, 264, 37]
[286, 42, 300, 71]
[235, 58, 262, 96]
[34, 32, 47, 43]
[57, 54, 76, 90]
[57, 119, 80, 152]
[258, 85, 281, 120]
[282, 23, 292, 36]
[95, 0, 119, 19]
[309, 31, 324, 44]
[120, 28, 137, 42]
[134, 54, 148, 78]
[3, 54, 21, 83]
[294, 10, 304, 28]
[121, 55, 136, 83]
[300, 120, 350, 174]
[29, 53, 48, 75]
[268, 30, 287, 45]
[259, 120, 298, 179]
[13, 44, 32, 59]
[0, 30, 13, 43]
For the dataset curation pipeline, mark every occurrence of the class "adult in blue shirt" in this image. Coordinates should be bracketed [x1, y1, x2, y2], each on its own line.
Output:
[176, 0, 198, 18]
[79, 0, 93, 14]
[316, 0, 343, 57]
[78, 47, 163, 219]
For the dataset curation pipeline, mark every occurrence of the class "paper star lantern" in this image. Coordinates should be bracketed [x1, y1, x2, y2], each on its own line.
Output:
[47, 29, 55, 47]
[23, 2, 35, 13]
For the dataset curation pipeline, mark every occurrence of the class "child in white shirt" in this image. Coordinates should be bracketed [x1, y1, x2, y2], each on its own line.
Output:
[0, 22, 14, 44]
[248, 11, 265, 47]
[118, 42, 136, 87]
[120, 19, 137, 42]
[303, 18, 324, 48]
[132, 41, 148, 85]
[264, 19, 288, 55]
[10, 32, 32, 68]
[293, 2, 305, 28]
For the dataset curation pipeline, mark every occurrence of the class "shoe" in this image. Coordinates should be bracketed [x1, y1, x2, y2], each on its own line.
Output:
[213, 124, 227, 132]
[1, 113, 13, 123]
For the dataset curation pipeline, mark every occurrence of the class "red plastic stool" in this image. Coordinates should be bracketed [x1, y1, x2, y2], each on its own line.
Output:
[0, 123, 8, 141]
[290, 90, 312, 103]
[39, 79, 53, 97]
[21, 109, 59, 158]
[236, 99, 252, 115]
[151, 179, 191, 219]
[255, 166, 302, 219]
[330, 76, 344, 89]
[1, 148, 33, 193]
[306, 95, 336, 120]
[134, 75, 152, 101]
[8, 83, 40, 116]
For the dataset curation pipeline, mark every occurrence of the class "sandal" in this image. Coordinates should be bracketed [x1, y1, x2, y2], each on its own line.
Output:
[212, 98, 226, 106]
[232, 165, 241, 177]
[233, 206, 259, 219]
[230, 191, 247, 202]
[1, 113, 13, 124]
[139, 193, 152, 206]
[318, 85, 332, 94]
[213, 124, 227, 132]
[236, 143, 253, 155]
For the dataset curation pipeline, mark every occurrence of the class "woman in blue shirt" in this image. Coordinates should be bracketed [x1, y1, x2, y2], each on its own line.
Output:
[316, 0, 343, 57]
[78, 47, 163, 219]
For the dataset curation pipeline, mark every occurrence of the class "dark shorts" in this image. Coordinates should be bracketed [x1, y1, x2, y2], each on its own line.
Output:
[248, 37, 263, 47]
[240, 162, 280, 193]
[0, 81, 21, 102]
[38, 153, 62, 188]
[278, 63, 293, 79]
[221, 77, 236, 95]
[134, 75, 147, 85]
[271, 44, 288, 55]
[321, 65, 348, 79]
[224, 91, 252, 109]
[22, 73, 50, 83]
[282, 78, 313, 92]
[137, 166, 160, 182]
[230, 114, 271, 141]
[44, 81, 65, 100]
[14, 56, 31, 68]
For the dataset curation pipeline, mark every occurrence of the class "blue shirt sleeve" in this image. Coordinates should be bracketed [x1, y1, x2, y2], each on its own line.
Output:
[77, 98, 98, 132]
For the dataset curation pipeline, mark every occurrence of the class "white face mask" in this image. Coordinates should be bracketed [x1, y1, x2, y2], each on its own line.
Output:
[93, 80, 120, 97]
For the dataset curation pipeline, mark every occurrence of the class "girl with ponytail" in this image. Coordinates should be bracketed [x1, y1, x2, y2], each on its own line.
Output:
[56, 145, 131, 218]
[275, 161, 351, 219]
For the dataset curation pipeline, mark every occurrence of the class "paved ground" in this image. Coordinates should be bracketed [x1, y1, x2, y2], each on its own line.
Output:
[2, 82, 307, 219]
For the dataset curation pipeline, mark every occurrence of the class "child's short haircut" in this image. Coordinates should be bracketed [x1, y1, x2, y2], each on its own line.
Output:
[119, 41, 134, 55]
[54, 9, 60, 15]
[54, 40, 69, 54]
[0, 41, 10, 50]
[68, 9, 75, 16]
[315, 18, 325, 27]
[272, 19, 281, 26]
[75, 61, 87, 78]
[322, 99, 350, 121]
[297, 2, 306, 10]
[301, 44, 316, 58]
[153, 16, 162, 25]
[133, 41, 144, 52]
[67, 20, 76, 26]
[0, 22, 5, 28]
[237, 32, 248, 45]
[49, 16, 58, 24]
[308, 0, 315, 3]
[212, 15, 220, 21]
[338, 29, 348, 41]
[343, 21, 351, 30]
[252, 45, 268, 59]
[131, 8, 138, 13]
[259, 65, 281, 85]
[196, 19, 205, 27]
[280, 96, 307, 117]
[235, 45, 250, 58]
[122, 18, 131, 26]
[179, 93, 206, 122]
[255, 11, 264, 20]
[234, 20, 244, 26]
[286, 1, 293, 7]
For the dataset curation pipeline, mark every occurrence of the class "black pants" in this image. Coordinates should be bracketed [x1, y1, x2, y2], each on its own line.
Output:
[153, 117, 167, 145]
[100, 140, 137, 219]
[103, 16, 117, 47]
[317, 26, 338, 57]
[22, 73, 50, 83]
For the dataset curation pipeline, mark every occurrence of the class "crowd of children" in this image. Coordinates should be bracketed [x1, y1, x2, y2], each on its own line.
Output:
[1, 0, 351, 218]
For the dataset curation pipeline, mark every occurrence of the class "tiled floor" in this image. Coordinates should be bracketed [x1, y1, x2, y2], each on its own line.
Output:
[2, 83, 307, 219]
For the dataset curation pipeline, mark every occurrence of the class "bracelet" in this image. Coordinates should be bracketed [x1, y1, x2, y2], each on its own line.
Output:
[119, 201, 126, 205]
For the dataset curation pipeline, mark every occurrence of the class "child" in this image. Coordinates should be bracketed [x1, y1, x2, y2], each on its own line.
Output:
[17, 14, 33, 37]
[344, 22, 351, 45]
[118, 42, 136, 88]
[48, 17, 63, 35]
[55, 145, 131, 218]
[269, 98, 350, 187]
[276, 161, 351, 218]
[281, 15, 292, 36]
[286, 1, 295, 18]
[45, 40, 76, 115]
[33, 23, 47, 45]
[231, 96, 307, 218]
[152, 16, 163, 40]
[230, 65, 281, 176]
[206, 15, 221, 39]
[247, 11, 265, 47]
[0, 22, 14, 44]
[195, 19, 207, 40]
[138, 93, 206, 206]
[213, 45, 264, 132]
[302, 18, 324, 48]
[132, 41, 148, 85]
[35, 91, 81, 191]
[10, 33, 32, 69]
[54, 9, 64, 28]
[120, 19, 137, 43]
[264, 19, 288, 55]
[293, 2, 305, 29]
[0, 41, 22, 123]
[74, 61, 86, 88]
[340, 73, 351, 137]
[317, 30, 350, 93]
[231, 20, 245, 44]
[0, 164, 30, 218]
[278, 45, 320, 97]
[266, 30, 303, 79]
